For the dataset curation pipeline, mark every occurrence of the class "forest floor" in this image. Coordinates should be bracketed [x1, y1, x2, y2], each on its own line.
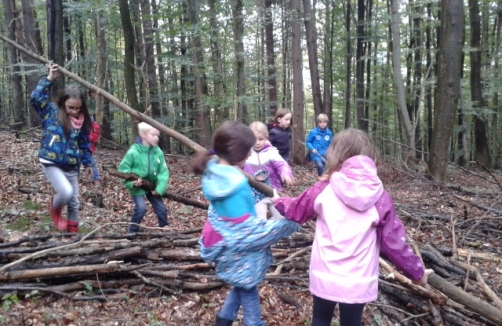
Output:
[0, 129, 502, 326]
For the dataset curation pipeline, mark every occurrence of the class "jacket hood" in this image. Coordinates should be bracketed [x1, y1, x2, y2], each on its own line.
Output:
[202, 159, 246, 200]
[330, 155, 383, 212]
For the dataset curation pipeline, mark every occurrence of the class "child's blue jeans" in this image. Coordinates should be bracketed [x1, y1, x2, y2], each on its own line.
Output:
[129, 193, 168, 233]
[218, 286, 265, 326]
[91, 160, 100, 182]
[313, 159, 325, 176]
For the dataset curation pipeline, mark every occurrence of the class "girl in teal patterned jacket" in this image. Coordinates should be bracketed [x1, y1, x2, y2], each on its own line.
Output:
[191, 121, 300, 326]
[31, 62, 94, 233]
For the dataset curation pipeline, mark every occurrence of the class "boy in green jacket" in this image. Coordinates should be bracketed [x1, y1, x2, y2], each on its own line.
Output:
[118, 122, 169, 233]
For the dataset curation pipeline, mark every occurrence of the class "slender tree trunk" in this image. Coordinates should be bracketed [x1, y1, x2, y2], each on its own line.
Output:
[20, 0, 43, 127]
[428, 0, 464, 181]
[209, 0, 229, 122]
[344, 2, 352, 128]
[264, 0, 278, 118]
[356, 0, 366, 130]
[492, 0, 502, 168]
[291, 0, 305, 165]
[2, 0, 24, 131]
[323, 0, 334, 129]
[390, 0, 415, 156]
[118, 0, 140, 136]
[302, 0, 323, 117]
[47, 0, 64, 94]
[188, 0, 212, 147]
[94, 11, 112, 141]
[233, 0, 247, 122]
[469, 0, 491, 167]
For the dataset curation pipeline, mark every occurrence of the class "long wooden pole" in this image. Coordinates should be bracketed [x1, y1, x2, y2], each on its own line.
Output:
[0, 34, 276, 197]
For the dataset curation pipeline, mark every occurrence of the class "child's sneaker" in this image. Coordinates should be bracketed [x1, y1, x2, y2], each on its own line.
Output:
[67, 220, 79, 233]
[93, 180, 101, 187]
[50, 197, 67, 231]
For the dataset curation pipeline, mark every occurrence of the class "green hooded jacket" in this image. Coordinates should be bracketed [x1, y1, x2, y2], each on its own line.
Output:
[118, 143, 169, 196]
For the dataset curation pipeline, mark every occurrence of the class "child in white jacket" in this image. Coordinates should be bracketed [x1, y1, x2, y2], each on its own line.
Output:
[243, 121, 294, 220]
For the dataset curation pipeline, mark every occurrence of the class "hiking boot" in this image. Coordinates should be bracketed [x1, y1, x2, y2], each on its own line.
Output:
[215, 315, 233, 326]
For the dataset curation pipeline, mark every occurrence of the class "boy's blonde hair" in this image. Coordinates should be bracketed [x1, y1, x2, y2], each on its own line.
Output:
[137, 122, 158, 136]
[249, 121, 269, 138]
[321, 128, 378, 179]
[317, 113, 329, 123]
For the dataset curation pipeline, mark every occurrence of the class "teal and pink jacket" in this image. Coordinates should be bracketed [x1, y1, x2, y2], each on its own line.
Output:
[274, 155, 425, 303]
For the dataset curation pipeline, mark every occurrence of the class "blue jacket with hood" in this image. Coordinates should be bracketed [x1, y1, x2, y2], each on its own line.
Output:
[199, 159, 300, 289]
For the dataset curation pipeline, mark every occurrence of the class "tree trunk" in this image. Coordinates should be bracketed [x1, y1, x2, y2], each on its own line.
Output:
[302, 0, 323, 117]
[233, 0, 247, 122]
[264, 0, 278, 118]
[94, 11, 112, 141]
[118, 0, 140, 138]
[428, 0, 464, 181]
[469, 0, 492, 168]
[208, 0, 229, 122]
[188, 0, 212, 147]
[323, 0, 334, 129]
[46, 0, 65, 95]
[492, 0, 502, 168]
[344, 2, 352, 129]
[356, 0, 366, 131]
[20, 0, 43, 127]
[390, 0, 415, 157]
[291, 0, 305, 165]
[3, 0, 24, 131]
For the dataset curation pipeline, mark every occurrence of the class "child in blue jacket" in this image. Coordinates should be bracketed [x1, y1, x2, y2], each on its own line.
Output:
[306, 113, 333, 176]
[191, 121, 300, 326]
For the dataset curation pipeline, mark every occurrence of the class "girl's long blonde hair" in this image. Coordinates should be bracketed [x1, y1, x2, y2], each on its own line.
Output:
[321, 128, 378, 179]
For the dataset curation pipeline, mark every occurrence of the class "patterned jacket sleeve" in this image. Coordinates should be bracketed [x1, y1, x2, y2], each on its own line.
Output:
[30, 77, 53, 117]
[229, 218, 301, 252]
[274, 180, 329, 224]
[375, 191, 425, 281]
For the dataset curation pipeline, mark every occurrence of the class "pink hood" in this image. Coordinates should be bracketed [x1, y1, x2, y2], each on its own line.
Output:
[331, 155, 383, 212]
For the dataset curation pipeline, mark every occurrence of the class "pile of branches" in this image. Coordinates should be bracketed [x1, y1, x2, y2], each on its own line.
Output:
[0, 226, 501, 325]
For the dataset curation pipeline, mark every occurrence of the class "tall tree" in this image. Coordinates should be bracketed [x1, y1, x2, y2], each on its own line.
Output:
[118, 0, 140, 137]
[233, 0, 247, 121]
[291, 0, 305, 165]
[428, 0, 464, 181]
[20, 0, 44, 127]
[302, 0, 323, 118]
[188, 0, 212, 146]
[94, 10, 112, 141]
[209, 0, 230, 121]
[469, 0, 491, 167]
[264, 0, 278, 118]
[47, 0, 64, 94]
[355, 0, 366, 130]
[344, 1, 352, 128]
[2, 0, 24, 131]
[390, 0, 415, 157]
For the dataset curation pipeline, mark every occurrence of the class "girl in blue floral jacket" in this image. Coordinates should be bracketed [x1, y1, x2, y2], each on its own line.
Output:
[191, 121, 300, 326]
[31, 62, 94, 233]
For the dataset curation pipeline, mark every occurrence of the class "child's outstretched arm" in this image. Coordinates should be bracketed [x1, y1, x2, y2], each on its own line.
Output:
[271, 180, 329, 224]
[376, 191, 429, 282]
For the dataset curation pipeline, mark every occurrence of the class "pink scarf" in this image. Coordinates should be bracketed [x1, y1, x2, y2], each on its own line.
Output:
[71, 114, 84, 130]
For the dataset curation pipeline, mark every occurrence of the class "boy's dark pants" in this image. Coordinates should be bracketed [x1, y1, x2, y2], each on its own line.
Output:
[130, 193, 168, 233]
